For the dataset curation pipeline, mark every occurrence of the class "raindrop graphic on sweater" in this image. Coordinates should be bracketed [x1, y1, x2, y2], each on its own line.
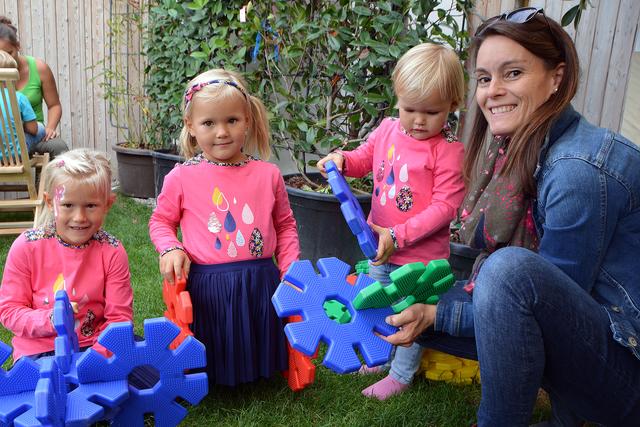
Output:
[227, 242, 238, 258]
[386, 168, 395, 185]
[249, 228, 264, 257]
[376, 161, 385, 182]
[207, 212, 222, 233]
[236, 230, 246, 246]
[212, 187, 229, 211]
[242, 203, 254, 224]
[396, 186, 414, 212]
[399, 164, 409, 183]
[224, 211, 237, 232]
[388, 184, 396, 199]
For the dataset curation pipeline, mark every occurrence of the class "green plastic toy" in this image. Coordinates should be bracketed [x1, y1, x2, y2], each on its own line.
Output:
[352, 259, 455, 313]
[323, 299, 352, 324]
[354, 260, 369, 275]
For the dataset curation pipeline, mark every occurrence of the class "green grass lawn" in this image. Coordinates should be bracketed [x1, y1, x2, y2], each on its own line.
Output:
[0, 194, 552, 426]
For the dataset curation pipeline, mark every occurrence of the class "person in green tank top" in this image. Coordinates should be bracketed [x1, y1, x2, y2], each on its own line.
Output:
[0, 16, 68, 158]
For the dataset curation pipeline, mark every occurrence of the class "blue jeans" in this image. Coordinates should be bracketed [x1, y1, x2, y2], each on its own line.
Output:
[24, 122, 46, 148]
[368, 262, 424, 385]
[421, 247, 640, 426]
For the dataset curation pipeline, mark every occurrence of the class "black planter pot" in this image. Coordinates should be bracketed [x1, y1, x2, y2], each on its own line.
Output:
[449, 242, 481, 280]
[285, 173, 371, 268]
[112, 144, 155, 199]
[152, 149, 185, 197]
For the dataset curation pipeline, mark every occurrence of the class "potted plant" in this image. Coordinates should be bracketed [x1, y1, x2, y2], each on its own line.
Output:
[143, 0, 472, 266]
[96, 0, 156, 199]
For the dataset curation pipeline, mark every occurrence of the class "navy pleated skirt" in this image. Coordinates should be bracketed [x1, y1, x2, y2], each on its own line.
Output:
[188, 258, 288, 386]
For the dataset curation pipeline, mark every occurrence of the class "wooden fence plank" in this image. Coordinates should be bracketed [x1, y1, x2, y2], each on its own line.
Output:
[600, 0, 640, 130]
[92, 0, 107, 153]
[67, 0, 84, 149]
[43, 0, 58, 78]
[620, 52, 639, 143]
[55, 0, 71, 146]
[572, 0, 600, 113]
[17, 2, 33, 67]
[582, 2, 619, 125]
[30, 0, 45, 60]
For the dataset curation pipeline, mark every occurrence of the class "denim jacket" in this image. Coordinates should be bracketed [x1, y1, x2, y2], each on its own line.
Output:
[435, 106, 640, 359]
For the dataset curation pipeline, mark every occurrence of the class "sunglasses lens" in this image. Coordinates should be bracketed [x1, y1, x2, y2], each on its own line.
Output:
[506, 7, 539, 23]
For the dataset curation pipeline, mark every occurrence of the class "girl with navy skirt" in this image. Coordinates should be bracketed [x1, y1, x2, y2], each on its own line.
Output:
[149, 68, 300, 387]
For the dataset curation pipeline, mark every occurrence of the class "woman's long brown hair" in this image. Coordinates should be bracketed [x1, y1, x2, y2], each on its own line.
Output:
[465, 13, 579, 196]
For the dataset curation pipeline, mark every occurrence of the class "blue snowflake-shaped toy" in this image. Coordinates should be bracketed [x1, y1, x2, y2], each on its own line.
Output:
[0, 340, 41, 426]
[272, 257, 397, 374]
[325, 160, 378, 259]
[76, 318, 208, 427]
[52, 290, 79, 376]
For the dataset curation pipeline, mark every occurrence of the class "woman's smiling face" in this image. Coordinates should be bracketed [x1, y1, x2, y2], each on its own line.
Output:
[475, 35, 562, 137]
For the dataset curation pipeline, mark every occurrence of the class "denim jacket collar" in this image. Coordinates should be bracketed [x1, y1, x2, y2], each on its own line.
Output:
[533, 105, 581, 180]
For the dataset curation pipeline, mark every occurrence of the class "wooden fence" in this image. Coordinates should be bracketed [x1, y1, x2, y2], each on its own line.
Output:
[0, 0, 638, 155]
[0, 0, 144, 155]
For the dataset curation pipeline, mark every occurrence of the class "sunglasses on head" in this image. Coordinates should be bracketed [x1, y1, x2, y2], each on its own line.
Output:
[500, 7, 545, 23]
[477, 7, 551, 36]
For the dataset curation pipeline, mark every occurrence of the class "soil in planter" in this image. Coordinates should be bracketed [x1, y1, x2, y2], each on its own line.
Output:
[285, 173, 372, 268]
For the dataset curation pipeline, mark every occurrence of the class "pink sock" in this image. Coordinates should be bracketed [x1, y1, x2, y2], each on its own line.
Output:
[361, 375, 409, 401]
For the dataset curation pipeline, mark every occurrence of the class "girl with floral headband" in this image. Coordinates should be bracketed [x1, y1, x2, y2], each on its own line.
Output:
[149, 68, 300, 387]
[0, 149, 133, 360]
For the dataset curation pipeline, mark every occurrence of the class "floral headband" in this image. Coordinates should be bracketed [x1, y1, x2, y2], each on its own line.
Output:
[184, 79, 248, 106]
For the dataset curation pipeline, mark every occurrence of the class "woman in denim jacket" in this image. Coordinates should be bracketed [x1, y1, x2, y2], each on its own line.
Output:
[383, 8, 640, 427]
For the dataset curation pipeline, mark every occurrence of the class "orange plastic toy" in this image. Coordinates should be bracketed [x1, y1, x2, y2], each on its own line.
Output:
[283, 315, 316, 391]
[162, 276, 194, 349]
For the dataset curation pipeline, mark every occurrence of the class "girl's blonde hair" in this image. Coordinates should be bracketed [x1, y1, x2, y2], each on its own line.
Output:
[35, 148, 112, 227]
[179, 68, 271, 160]
[392, 43, 465, 109]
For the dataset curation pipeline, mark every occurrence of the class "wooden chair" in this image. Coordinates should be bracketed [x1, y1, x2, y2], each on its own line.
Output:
[0, 67, 49, 235]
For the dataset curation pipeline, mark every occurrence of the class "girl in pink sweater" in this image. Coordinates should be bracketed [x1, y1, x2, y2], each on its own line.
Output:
[0, 149, 133, 360]
[149, 69, 300, 387]
[318, 43, 466, 400]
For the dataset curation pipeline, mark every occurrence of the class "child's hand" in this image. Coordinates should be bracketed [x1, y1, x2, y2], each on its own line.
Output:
[316, 152, 344, 177]
[160, 249, 191, 284]
[370, 223, 395, 266]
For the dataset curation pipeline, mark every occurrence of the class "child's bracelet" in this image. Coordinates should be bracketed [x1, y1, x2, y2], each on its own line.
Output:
[389, 228, 399, 249]
[159, 246, 185, 258]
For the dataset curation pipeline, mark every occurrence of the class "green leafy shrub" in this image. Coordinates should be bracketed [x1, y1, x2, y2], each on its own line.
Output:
[144, 0, 473, 182]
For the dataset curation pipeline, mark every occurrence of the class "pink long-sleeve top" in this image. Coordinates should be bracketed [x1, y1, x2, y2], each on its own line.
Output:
[149, 155, 300, 277]
[0, 226, 133, 360]
[341, 118, 465, 265]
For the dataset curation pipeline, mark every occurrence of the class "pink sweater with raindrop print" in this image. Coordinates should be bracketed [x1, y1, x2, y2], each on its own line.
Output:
[0, 227, 133, 360]
[149, 156, 300, 277]
[341, 118, 465, 265]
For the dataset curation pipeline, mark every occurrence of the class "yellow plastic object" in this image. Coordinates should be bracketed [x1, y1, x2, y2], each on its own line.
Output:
[421, 349, 480, 384]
